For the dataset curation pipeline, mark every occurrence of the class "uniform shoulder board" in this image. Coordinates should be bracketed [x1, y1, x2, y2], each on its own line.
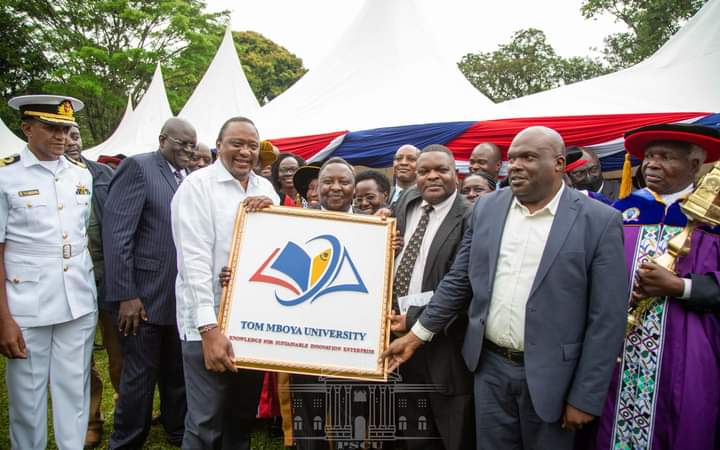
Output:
[64, 154, 87, 169]
[0, 154, 20, 168]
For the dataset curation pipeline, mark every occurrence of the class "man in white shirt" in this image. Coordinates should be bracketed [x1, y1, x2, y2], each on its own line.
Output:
[383, 127, 628, 450]
[171, 116, 279, 449]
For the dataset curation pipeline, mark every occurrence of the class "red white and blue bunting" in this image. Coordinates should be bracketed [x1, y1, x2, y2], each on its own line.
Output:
[268, 112, 720, 172]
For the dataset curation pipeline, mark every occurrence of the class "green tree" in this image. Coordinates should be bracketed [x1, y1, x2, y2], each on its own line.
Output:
[4, 1, 307, 146]
[9, 0, 227, 146]
[233, 31, 307, 104]
[581, 0, 708, 68]
[458, 28, 608, 103]
[0, 3, 49, 138]
[165, 30, 307, 112]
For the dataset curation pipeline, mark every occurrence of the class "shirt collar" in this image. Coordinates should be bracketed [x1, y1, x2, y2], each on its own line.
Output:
[512, 183, 565, 217]
[420, 191, 457, 215]
[167, 161, 186, 177]
[22, 146, 70, 171]
[655, 183, 694, 206]
[214, 159, 258, 189]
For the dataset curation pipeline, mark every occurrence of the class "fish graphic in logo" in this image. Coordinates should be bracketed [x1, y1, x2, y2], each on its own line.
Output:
[249, 234, 368, 306]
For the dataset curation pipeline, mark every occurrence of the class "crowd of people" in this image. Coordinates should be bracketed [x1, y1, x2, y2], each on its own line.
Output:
[0, 94, 718, 450]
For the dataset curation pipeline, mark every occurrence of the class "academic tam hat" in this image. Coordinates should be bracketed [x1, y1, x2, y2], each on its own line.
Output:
[564, 145, 589, 173]
[619, 123, 720, 198]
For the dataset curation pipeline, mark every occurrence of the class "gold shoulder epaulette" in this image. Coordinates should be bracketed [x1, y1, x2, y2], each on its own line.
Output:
[0, 154, 20, 168]
[64, 154, 87, 169]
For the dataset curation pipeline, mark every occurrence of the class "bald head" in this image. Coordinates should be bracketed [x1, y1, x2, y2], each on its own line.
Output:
[161, 117, 196, 137]
[511, 126, 565, 156]
[507, 126, 566, 212]
[188, 142, 212, 172]
[393, 144, 421, 188]
[159, 117, 197, 170]
[469, 142, 503, 179]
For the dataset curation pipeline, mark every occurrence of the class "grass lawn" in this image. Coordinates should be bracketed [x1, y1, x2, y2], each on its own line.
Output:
[0, 332, 285, 449]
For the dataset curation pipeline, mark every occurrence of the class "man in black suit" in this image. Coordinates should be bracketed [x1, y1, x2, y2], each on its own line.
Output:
[389, 145, 420, 206]
[103, 117, 196, 448]
[390, 144, 474, 450]
[567, 147, 620, 201]
[65, 124, 122, 448]
[383, 126, 628, 449]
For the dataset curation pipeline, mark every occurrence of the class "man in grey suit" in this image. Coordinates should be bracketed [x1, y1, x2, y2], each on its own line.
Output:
[390, 145, 475, 450]
[383, 126, 628, 449]
[103, 117, 196, 448]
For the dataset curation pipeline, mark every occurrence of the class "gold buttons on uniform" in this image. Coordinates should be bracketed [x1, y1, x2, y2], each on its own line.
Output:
[58, 203, 64, 210]
[26, 204, 32, 208]
[55, 177, 59, 182]
[63, 265, 69, 272]
[12, 277, 19, 284]
[63, 232, 68, 240]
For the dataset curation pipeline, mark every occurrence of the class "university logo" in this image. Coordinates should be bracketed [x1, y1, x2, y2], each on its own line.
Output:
[249, 234, 368, 306]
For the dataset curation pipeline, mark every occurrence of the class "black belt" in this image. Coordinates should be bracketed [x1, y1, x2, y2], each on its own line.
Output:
[483, 339, 524, 365]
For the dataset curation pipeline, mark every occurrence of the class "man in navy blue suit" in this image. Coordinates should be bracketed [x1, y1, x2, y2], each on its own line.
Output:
[103, 117, 196, 449]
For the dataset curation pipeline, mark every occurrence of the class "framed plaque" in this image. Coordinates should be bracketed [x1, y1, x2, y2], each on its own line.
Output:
[219, 206, 396, 381]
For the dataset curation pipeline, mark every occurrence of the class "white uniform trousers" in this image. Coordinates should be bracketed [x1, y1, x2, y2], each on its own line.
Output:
[6, 311, 97, 450]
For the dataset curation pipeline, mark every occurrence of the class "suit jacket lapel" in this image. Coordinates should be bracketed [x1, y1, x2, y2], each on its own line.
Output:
[423, 194, 464, 283]
[155, 150, 178, 192]
[488, 190, 514, 287]
[396, 189, 422, 234]
[529, 187, 580, 298]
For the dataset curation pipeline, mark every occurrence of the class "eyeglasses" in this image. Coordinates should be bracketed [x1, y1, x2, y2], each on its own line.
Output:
[279, 167, 299, 175]
[569, 165, 601, 179]
[164, 135, 197, 152]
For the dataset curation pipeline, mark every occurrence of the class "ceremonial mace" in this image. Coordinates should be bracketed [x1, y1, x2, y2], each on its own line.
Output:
[626, 161, 720, 334]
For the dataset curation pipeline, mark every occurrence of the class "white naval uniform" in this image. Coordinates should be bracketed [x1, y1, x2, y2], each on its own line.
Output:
[0, 146, 97, 450]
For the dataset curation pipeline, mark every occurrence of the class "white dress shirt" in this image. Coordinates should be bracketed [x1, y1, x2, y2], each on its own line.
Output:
[485, 184, 565, 350]
[412, 184, 565, 346]
[395, 192, 457, 296]
[171, 160, 279, 341]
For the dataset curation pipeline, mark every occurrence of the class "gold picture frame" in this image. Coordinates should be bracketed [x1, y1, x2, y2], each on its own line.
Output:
[218, 205, 396, 381]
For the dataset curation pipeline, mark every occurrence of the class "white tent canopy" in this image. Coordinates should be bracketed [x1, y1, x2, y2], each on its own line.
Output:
[255, 0, 495, 139]
[1, 117, 25, 157]
[491, 0, 720, 118]
[85, 64, 172, 160]
[179, 28, 260, 147]
[83, 95, 133, 160]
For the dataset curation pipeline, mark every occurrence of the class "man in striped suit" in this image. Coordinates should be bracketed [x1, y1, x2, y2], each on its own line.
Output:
[103, 117, 196, 449]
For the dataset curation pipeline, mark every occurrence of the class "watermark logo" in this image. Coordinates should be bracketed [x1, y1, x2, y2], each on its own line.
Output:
[284, 373, 443, 447]
[250, 234, 367, 306]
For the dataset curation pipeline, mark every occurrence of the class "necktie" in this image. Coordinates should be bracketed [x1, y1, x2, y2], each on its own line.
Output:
[393, 204, 434, 300]
[174, 170, 185, 185]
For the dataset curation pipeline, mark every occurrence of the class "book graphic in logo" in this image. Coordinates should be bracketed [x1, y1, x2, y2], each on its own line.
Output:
[250, 234, 368, 306]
